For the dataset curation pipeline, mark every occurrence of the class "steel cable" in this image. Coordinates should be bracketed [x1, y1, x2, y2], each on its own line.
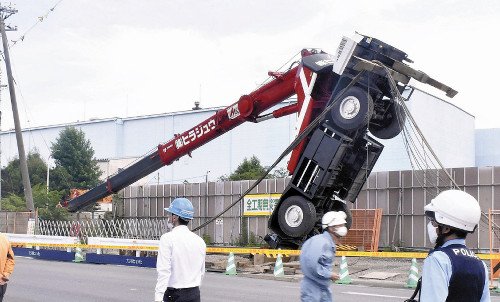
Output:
[192, 71, 366, 232]
[375, 61, 491, 227]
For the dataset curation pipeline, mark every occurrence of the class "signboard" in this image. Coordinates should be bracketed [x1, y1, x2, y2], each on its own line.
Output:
[86, 253, 157, 268]
[27, 218, 36, 235]
[492, 259, 500, 280]
[12, 247, 76, 262]
[243, 194, 281, 216]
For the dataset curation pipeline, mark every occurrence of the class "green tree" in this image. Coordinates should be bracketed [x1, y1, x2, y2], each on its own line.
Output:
[219, 155, 268, 181]
[50, 127, 102, 212]
[48, 165, 73, 195]
[1, 151, 48, 198]
[1, 194, 27, 211]
[51, 127, 102, 189]
[271, 167, 290, 178]
[1, 184, 69, 220]
[32, 184, 68, 220]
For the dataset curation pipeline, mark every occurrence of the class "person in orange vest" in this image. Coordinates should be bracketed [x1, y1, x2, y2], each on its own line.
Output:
[0, 233, 14, 302]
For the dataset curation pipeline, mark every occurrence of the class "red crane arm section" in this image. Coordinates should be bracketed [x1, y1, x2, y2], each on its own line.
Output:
[272, 103, 299, 118]
[157, 66, 300, 165]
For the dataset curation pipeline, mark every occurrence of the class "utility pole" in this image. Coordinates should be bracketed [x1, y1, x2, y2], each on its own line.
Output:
[0, 74, 2, 210]
[0, 69, 7, 210]
[0, 68, 2, 209]
[0, 5, 34, 211]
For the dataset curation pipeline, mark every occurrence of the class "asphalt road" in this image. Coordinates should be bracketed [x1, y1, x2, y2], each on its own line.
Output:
[6, 257, 500, 301]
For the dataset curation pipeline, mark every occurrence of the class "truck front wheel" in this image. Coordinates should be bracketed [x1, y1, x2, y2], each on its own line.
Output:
[277, 196, 316, 238]
[330, 86, 374, 131]
[369, 101, 406, 139]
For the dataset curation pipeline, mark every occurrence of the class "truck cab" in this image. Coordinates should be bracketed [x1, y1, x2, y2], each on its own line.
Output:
[265, 34, 455, 249]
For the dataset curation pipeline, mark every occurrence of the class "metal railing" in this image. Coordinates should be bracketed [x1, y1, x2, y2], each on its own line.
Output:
[37, 218, 169, 242]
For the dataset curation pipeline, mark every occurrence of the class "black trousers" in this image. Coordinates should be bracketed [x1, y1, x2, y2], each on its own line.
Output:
[163, 286, 200, 302]
[0, 284, 7, 302]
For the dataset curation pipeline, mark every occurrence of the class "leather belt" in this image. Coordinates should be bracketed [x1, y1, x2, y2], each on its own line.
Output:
[167, 286, 198, 292]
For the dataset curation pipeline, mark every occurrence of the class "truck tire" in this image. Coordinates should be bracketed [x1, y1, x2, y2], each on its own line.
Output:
[330, 86, 374, 131]
[329, 200, 353, 230]
[369, 102, 406, 139]
[278, 195, 316, 238]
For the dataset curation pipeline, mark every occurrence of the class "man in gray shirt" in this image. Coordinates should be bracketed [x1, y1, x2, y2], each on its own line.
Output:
[300, 211, 348, 302]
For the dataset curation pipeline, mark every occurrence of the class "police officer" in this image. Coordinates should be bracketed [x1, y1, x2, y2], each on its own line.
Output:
[421, 190, 490, 301]
[155, 198, 206, 302]
[300, 211, 348, 302]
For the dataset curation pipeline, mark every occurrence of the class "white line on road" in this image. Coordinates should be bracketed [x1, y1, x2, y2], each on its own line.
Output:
[342, 291, 409, 299]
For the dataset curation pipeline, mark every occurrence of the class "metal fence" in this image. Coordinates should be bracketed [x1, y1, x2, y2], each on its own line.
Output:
[37, 218, 169, 241]
[118, 177, 291, 245]
[341, 209, 383, 252]
[117, 166, 500, 251]
[8, 166, 496, 251]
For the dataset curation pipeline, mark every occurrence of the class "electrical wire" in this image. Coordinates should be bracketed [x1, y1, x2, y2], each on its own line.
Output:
[375, 61, 491, 228]
[0, 1, 67, 185]
[10, 0, 64, 48]
[147, 173, 208, 185]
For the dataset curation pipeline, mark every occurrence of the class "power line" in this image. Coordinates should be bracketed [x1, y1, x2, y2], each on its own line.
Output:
[10, 0, 64, 48]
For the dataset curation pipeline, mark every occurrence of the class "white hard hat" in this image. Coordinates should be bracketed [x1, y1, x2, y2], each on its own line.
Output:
[424, 190, 481, 232]
[322, 211, 347, 229]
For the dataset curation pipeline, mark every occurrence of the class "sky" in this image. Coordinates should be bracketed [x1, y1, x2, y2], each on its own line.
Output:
[0, 0, 499, 131]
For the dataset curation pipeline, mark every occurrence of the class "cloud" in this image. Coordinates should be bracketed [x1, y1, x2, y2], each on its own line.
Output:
[1, 0, 500, 130]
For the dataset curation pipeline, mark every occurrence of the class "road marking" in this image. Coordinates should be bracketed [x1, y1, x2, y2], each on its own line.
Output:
[342, 291, 409, 299]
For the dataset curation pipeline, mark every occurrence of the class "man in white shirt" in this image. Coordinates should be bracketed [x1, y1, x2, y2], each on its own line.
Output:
[155, 198, 206, 302]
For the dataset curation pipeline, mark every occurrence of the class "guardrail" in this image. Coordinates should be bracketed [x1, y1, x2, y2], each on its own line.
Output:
[5, 233, 79, 252]
[87, 237, 158, 257]
[6, 234, 500, 260]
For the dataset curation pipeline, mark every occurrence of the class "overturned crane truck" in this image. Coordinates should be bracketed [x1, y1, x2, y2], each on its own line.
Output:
[67, 33, 457, 249]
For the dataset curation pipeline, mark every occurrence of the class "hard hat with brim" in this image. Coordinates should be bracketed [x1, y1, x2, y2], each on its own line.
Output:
[165, 197, 194, 220]
[322, 211, 347, 229]
[424, 190, 481, 233]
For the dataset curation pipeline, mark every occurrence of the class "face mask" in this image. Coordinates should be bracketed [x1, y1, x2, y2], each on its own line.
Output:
[427, 221, 438, 245]
[167, 217, 174, 231]
[334, 226, 348, 237]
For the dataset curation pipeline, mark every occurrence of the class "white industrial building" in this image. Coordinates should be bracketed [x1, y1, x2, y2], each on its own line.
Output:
[0, 87, 498, 185]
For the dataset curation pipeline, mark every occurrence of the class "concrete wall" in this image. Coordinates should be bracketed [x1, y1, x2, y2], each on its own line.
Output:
[476, 128, 500, 167]
[373, 89, 476, 172]
[0, 211, 35, 234]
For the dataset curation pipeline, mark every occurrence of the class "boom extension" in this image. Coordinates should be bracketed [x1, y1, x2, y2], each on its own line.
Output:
[67, 64, 301, 212]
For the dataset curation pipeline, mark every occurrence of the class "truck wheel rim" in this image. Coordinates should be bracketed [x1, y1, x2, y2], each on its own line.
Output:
[339, 96, 360, 120]
[284, 205, 303, 227]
